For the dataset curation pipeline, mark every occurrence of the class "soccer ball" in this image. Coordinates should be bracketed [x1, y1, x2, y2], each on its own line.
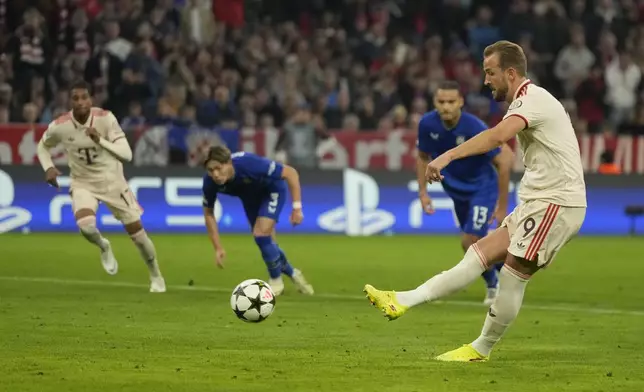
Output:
[230, 279, 276, 322]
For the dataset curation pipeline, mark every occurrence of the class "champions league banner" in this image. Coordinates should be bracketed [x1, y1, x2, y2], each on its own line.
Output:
[0, 166, 642, 235]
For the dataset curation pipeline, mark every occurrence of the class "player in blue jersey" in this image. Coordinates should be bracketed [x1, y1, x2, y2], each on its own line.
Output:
[201, 145, 314, 296]
[416, 81, 513, 305]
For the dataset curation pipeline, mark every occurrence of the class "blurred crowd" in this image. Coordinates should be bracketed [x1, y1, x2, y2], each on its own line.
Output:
[2, 0, 644, 140]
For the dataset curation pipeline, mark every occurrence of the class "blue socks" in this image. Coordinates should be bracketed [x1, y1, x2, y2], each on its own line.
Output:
[254, 236, 282, 279]
[482, 262, 504, 288]
[279, 248, 294, 277]
[254, 236, 295, 278]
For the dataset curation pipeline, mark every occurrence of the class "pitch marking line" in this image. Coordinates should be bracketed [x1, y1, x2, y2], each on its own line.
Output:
[1, 275, 643, 317]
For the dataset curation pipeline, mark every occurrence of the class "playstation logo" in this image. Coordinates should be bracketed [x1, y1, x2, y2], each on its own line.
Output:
[317, 169, 395, 236]
[0, 169, 32, 233]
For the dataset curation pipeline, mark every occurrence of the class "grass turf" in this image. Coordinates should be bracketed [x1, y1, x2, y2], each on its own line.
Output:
[0, 234, 643, 391]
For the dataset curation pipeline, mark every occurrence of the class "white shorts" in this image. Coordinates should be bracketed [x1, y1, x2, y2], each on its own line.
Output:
[500, 200, 585, 267]
[70, 182, 143, 225]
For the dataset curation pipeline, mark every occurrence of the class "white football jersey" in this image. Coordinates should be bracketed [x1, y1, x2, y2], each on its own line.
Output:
[503, 80, 587, 207]
[41, 107, 128, 185]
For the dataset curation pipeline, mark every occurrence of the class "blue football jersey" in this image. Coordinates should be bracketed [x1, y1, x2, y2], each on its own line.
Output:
[202, 152, 285, 208]
[417, 110, 500, 198]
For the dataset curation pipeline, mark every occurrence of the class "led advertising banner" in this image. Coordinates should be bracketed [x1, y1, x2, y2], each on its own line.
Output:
[0, 167, 642, 235]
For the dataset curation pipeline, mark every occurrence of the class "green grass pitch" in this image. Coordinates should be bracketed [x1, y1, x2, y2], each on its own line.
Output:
[1, 233, 643, 391]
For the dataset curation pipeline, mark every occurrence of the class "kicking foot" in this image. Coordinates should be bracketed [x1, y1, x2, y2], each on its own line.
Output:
[363, 284, 408, 321]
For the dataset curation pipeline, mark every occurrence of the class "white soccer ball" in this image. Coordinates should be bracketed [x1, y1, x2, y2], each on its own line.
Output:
[230, 279, 276, 323]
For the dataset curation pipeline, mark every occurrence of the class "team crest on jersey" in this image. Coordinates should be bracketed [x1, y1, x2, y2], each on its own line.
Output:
[243, 178, 252, 184]
[456, 136, 465, 145]
[509, 100, 523, 110]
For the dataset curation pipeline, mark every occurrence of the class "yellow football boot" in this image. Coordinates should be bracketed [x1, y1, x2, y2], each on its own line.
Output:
[435, 344, 489, 362]
[363, 284, 409, 320]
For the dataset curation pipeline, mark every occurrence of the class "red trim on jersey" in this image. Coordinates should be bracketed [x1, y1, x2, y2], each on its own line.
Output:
[91, 108, 109, 117]
[515, 79, 531, 99]
[525, 204, 560, 261]
[54, 113, 72, 125]
[506, 114, 529, 129]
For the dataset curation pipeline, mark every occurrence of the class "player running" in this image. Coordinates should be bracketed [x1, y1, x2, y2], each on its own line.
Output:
[201, 145, 314, 296]
[417, 80, 513, 305]
[364, 40, 586, 361]
[36, 80, 166, 293]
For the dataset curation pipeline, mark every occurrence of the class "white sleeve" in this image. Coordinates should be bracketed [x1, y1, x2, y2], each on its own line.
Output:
[106, 111, 126, 142]
[99, 137, 132, 162]
[37, 124, 59, 171]
[503, 94, 543, 131]
[41, 123, 60, 148]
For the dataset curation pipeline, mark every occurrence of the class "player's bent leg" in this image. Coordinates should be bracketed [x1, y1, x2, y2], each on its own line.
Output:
[271, 230, 293, 277]
[253, 218, 286, 296]
[254, 219, 314, 296]
[271, 229, 314, 295]
[75, 209, 117, 275]
[124, 220, 165, 293]
[364, 228, 509, 321]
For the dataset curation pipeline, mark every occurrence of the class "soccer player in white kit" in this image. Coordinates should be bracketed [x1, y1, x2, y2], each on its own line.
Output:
[364, 41, 587, 361]
[36, 80, 166, 293]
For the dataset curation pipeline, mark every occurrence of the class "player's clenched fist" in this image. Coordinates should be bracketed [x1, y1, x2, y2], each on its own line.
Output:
[290, 209, 303, 226]
[85, 127, 101, 143]
[45, 167, 62, 188]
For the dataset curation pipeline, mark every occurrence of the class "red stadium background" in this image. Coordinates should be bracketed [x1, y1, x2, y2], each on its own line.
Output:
[2, 124, 643, 174]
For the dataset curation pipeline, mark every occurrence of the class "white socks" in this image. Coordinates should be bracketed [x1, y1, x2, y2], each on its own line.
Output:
[77, 216, 109, 252]
[130, 229, 162, 278]
[396, 245, 487, 307]
[471, 266, 528, 356]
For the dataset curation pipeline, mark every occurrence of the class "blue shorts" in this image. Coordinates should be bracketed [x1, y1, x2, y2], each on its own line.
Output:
[242, 185, 287, 226]
[451, 190, 498, 238]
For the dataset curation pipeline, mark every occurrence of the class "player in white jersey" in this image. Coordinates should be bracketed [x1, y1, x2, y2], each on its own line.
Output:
[36, 80, 166, 293]
[363, 41, 586, 361]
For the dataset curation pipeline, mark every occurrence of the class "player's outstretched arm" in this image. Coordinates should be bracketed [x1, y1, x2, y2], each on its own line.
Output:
[426, 116, 525, 183]
[281, 165, 304, 225]
[447, 116, 524, 161]
[203, 206, 226, 268]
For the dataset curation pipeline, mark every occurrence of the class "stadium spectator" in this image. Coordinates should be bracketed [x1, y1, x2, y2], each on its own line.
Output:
[598, 150, 622, 174]
[2, 0, 644, 165]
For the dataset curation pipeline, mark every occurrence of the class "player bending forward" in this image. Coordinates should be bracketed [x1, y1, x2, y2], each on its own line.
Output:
[202, 146, 314, 296]
[364, 40, 586, 361]
[37, 80, 166, 293]
[417, 80, 513, 305]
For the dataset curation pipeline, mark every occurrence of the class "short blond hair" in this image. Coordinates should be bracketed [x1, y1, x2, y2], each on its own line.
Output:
[483, 40, 527, 77]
